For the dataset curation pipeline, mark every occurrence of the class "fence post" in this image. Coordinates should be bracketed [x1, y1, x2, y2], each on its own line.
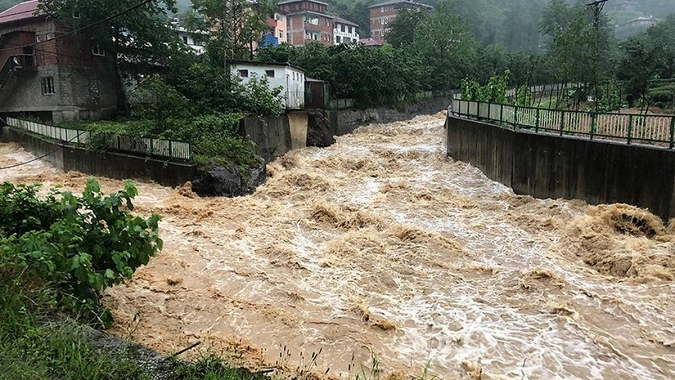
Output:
[514, 106, 519, 129]
[169, 140, 173, 158]
[670, 116, 675, 149]
[487, 102, 491, 121]
[560, 110, 565, 136]
[590, 112, 596, 140]
[499, 103, 504, 124]
[535, 108, 540, 133]
[628, 114, 633, 145]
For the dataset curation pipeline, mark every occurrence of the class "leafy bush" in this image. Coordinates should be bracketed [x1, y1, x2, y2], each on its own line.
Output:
[461, 71, 510, 103]
[193, 135, 257, 177]
[0, 179, 162, 325]
[129, 74, 191, 128]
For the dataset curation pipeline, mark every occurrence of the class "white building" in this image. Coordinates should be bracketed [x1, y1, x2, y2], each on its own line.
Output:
[229, 61, 305, 110]
[170, 18, 207, 54]
[333, 17, 359, 45]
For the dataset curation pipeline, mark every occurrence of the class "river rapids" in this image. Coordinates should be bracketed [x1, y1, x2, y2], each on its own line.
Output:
[1, 113, 674, 379]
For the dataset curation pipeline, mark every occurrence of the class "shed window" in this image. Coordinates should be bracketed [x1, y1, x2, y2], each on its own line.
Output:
[265, 70, 275, 78]
[238, 69, 249, 77]
[41, 77, 55, 95]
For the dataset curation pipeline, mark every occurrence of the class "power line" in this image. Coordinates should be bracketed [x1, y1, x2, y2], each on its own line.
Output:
[0, 0, 154, 54]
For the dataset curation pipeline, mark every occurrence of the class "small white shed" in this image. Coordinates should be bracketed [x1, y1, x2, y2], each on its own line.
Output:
[228, 61, 305, 110]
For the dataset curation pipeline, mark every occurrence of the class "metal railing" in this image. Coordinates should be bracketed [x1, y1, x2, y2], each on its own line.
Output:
[6, 117, 192, 161]
[451, 99, 675, 148]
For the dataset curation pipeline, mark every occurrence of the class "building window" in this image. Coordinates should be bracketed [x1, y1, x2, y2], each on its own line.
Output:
[341, 24, 345, 32]
[182, 36, 189, 44]
[336, 35, 341, 43]
[194, 39, 203, 46]
[348, 26, 352, 34]
[91, 44, 105, 56]
[279, 30, 283, 38]
[238, 69, 249, 77]
[382, 18, 389, 25]
[265, 70, 275, 78]
[381, 6, 386, 12]
[41, 77, 55, 95]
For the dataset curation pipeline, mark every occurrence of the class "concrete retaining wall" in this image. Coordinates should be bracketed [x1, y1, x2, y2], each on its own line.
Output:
[446, 116, 675, 220]
[242, 112, 308, 163]
[1, 127, 196, 187]
[329, 96, 453, 136]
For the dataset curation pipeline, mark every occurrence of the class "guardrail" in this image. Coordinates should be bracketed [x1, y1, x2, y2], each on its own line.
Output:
[6, 117, 192, 160]
[451, 99, 675, 148]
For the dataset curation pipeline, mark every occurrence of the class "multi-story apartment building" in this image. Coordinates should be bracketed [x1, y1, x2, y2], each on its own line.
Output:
[278, 0, 334, 46]
[369, 0, 432, 42]
[333, 17, 359, 45]
[273, 12, 288, 45]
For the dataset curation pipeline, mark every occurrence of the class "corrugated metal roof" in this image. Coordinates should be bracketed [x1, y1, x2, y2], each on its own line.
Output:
[0, 0, 40, 25]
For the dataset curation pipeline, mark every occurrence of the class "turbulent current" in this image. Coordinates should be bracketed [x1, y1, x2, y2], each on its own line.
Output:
[2, 113, 675, 379]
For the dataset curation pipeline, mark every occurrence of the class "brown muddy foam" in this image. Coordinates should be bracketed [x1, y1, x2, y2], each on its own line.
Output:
[2, 114, 675, 380]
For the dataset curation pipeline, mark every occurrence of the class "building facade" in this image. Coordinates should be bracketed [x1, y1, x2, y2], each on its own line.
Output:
[171, 18, 207, 54]
[277, 0, 334, 46]
[333, 17, 359, 45]
[273, 12, 288, 45]
[229, 60, 305, 110]
[369, 0, 432, 42]
[0, 0, 118, 123]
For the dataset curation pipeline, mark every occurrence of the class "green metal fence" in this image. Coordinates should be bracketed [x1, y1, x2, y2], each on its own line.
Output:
[451, 99, 675, 148]
[6, 117, 192, 160]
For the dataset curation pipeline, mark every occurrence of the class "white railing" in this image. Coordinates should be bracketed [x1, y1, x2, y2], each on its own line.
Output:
[6, 117, 192, 160]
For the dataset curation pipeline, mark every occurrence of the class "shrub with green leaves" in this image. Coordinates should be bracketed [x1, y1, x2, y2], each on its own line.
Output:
[0, 179, 162, 324]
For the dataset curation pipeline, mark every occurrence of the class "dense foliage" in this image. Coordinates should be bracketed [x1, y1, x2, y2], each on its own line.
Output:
[0, 179, 161, 325]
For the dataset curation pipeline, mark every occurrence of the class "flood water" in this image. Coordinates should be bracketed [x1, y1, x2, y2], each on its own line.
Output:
[1, 113, 674, 379]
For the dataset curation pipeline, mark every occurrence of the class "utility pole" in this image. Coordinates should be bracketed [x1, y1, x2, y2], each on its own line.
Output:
[587, 0, 609, 111]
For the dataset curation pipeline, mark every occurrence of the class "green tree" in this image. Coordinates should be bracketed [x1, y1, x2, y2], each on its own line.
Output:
[189, 0, 274, 64]
[541, 1, 616, 107]
[385, 8, 430, 49]
[409, 1, 477, 90]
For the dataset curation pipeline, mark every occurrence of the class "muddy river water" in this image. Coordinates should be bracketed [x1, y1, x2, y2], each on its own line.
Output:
[1, 113, 674, 379]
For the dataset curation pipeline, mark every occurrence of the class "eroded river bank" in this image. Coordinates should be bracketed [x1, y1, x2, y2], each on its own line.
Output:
[1, 113, 674, 379]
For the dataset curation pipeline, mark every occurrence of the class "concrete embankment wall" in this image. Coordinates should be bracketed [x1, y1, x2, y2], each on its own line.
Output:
[241, 112, 309, 163]
[243, 96, 453, 162]
[1, 127, 196, 187]
[329, 96, 454, 136]
[446, 116, 675, 221]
